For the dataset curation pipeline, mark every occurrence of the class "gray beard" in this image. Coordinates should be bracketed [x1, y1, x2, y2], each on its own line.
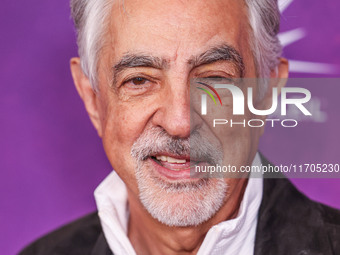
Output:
[131, 126, 227, 227]
[135, 162, 228, 227]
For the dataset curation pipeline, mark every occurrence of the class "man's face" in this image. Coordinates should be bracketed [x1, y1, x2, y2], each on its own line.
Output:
[92, 0, 262, 226]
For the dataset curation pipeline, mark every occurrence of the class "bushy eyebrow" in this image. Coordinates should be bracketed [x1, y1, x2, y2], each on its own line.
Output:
[112, 54, 169, 84]
[188, 44, 245, 78]
[111, 44, 245, 85]
[114, 54, 169, 72]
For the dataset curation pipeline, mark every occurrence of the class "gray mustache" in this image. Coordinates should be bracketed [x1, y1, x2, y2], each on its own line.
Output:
[131, 127, 222, 165]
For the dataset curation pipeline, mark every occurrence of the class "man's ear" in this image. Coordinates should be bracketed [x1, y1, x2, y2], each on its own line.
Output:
[271, 57, 289, 90]
[260, 57, 289, 109]
[70, 57, 103, 137]
[256, 58, 289, 136]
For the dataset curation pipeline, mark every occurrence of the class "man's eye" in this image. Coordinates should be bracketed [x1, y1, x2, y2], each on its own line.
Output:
[207, 76, 224, 79]
[205, 76, 233, 83]
[129, 77, 148, 86]
[206, 76, 229, 81]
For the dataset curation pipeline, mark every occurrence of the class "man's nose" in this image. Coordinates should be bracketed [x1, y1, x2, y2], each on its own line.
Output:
[152, 84, 191, 138]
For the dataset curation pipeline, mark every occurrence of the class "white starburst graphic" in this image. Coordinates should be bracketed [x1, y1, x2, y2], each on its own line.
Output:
[278, 0, 338, 74]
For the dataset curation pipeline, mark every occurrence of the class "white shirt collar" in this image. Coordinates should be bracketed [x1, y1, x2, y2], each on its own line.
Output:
[94, 153, 263, 255]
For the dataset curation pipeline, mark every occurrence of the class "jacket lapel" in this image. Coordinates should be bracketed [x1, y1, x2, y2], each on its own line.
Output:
[254, 157, 333, 254]
[91, 232, 112, 255]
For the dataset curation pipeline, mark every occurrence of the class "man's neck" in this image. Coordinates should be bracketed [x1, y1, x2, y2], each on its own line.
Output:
[127, 178, 248, 255]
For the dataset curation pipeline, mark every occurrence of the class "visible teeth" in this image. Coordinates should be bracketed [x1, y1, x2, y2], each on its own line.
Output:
[156, 155, 187, 164]
[167, 156, 183, 163]
[156, 156, 164, 161]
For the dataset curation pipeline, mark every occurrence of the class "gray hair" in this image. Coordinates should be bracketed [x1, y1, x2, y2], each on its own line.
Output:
[245, 0, 282, 97]
[70, 0, 282, 93]
[70, 0, 112, 91]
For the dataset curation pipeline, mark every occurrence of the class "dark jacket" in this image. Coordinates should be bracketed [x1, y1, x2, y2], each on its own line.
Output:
[19, 159, 340, 255]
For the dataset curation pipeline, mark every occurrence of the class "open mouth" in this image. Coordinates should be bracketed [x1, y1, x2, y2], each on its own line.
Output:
[151, 155, 191, 170]
[148, 154, 208, 180]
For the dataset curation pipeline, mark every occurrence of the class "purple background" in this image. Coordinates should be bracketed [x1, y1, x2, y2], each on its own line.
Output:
[1, 1, 339, 254]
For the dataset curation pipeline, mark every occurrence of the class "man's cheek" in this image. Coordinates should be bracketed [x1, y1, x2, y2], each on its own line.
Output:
[101, 123, 137, 183]
[101, 106, 146, 160]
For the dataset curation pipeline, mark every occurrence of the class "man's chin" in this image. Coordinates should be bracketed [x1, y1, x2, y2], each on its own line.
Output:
[135, 162, 228, 227]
